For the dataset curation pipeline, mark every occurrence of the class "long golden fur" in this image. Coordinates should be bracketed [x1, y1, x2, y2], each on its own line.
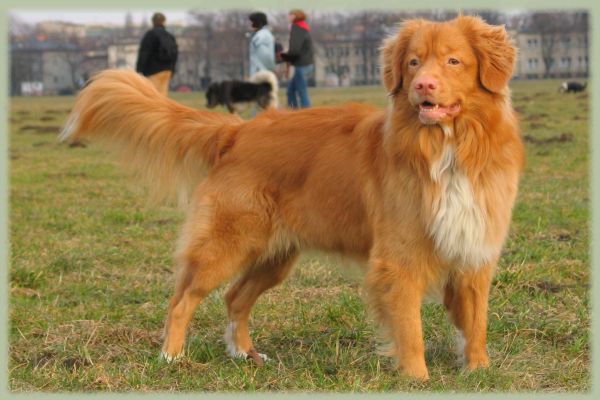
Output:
[61, 16, 524, 379]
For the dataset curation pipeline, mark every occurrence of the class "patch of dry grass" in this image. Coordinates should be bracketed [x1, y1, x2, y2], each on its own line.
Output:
[9, 81, 590, 392]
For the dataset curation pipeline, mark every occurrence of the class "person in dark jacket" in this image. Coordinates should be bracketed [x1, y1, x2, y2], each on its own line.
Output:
[136, 12, 178, 96]
[281, 9, 314, 108]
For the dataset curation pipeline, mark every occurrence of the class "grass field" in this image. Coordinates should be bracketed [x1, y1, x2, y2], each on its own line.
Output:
[8, 81, 590, 392]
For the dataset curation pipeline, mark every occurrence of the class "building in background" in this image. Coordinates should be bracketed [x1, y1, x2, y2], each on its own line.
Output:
[9, 11, 590, 95]
[513, 30, 589, 79]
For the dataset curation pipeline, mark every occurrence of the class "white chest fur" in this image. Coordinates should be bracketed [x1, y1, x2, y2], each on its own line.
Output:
[428, 144, 496, 269]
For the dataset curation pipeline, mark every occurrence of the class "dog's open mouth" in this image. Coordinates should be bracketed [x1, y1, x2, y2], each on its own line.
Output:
[418, 101, 461, 124]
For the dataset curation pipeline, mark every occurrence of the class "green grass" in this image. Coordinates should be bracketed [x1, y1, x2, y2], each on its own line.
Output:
[9, 81, 590, 392]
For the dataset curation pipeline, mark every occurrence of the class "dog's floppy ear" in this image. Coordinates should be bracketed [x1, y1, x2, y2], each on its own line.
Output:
[380, 19, 424, 96]
[458, 16, 516, 93]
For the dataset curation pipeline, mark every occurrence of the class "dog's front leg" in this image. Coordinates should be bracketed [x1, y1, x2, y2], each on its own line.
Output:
[365, 258, 429, 380]
[444, 263, 495, 370]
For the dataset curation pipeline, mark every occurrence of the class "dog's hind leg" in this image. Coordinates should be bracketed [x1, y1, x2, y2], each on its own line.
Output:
[160, 195, 271, 362]
[443, 264, 494, 371]
[223, 249, 299, 364]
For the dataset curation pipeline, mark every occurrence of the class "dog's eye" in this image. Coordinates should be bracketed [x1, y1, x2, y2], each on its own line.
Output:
[409, 59, 419, 67]
[448, 58, 460, 65]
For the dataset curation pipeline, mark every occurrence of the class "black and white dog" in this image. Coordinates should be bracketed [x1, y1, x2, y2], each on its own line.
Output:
[559, 81, 587, 93]
[205, 71, 279, 113]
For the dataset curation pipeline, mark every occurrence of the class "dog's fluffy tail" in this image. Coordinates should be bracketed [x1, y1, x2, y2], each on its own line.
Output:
[60, 69, 243, 205]
[250, 70, 279, 108]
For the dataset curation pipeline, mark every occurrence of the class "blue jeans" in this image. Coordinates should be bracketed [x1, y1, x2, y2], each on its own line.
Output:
[287, 64, 314, 108]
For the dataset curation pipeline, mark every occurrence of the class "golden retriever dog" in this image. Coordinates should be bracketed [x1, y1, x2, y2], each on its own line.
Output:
[60, 15, 524, 380]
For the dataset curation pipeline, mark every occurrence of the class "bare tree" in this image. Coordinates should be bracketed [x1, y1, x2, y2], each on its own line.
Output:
[525, 12, 578, 78]
[45, 29, 85, 90]
[311, 12, 353, 85]
[466, 10, 505, 25]
[9, 14, 34, 38]
[188, 11, 217, 87]
[220, 11, 252, 79]
[124, 11, 134, 38]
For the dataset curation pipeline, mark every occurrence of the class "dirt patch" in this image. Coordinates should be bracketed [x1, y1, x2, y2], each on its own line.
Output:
[527, 281, 580, 295]
[528, 122, 549, 130]
[30, 351, 59, 369]
[10, 287, 41, 298]
[19, 125, 61, 134]
[16, 110, 30, 115]
[45, 109, 70, 115]
[62, 356, 92, 371]
[153, 219, 175, 226]
[68, 140, 87, 148]
[45, 171, 88, 179]
[555, 232, 573, 241]
[526, 113, 550, 121]
[523, 133, 573, 145]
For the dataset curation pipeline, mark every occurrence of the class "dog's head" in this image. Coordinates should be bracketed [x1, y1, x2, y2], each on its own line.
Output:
[205, 83, 221, 108]
[381, 16, 516, 125]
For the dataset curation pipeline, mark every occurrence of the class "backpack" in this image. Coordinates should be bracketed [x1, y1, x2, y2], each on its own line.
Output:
[156, 30, 178, 64]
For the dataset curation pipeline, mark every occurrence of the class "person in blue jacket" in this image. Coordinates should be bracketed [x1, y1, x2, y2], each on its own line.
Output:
[248, 12, 276, 76]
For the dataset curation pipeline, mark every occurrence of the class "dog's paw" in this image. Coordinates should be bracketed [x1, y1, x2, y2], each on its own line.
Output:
[160, 350, 184, 363]
[400, 364, 430, 381]
[228, 348, 269, 366]
[465, 353, 489, 371]
[246, 349, 268, 366]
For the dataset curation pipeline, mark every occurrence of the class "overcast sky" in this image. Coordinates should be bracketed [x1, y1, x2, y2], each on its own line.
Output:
[11, 10, 193, 26]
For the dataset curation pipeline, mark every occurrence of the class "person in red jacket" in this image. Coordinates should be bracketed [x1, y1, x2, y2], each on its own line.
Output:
[281, 9, 314, 108]
[136, 12, 178, 96]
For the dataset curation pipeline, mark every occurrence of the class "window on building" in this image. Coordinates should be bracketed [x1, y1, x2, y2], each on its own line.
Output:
[561, 36, 571, 48]
[560, 57, 572, 68]
[527, 58, 539, 70]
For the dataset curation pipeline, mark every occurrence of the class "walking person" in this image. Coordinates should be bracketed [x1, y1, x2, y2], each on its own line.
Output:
[248, 12, 276, 76]
[281, 9, 314, 108]
[136, 12, 178, 96]
[247, 12, 279, 114]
